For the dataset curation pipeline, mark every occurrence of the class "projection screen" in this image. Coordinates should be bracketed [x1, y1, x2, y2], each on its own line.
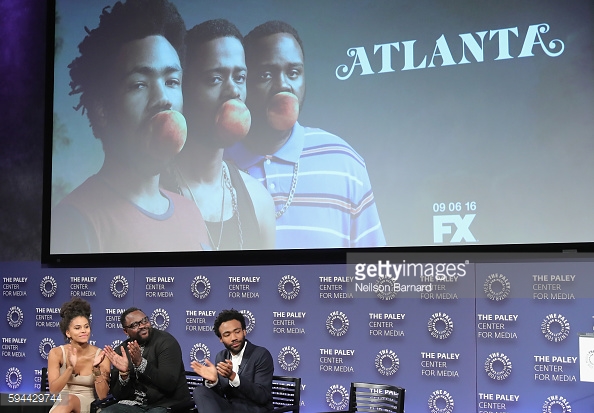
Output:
[46, 0, 594, 262]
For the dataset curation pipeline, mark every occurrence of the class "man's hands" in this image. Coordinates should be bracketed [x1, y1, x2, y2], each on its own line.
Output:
[216, 359, 236, 382]
[104, 340, 144, 374]
[127, 341, 142, 367]
[191, 358, 237, 384]
[104, 345, 130, 373]
[190, 359, 218, 383]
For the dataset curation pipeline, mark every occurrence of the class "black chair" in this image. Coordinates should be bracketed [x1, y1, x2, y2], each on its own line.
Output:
[271, 375, 301, 413]
[183, 370, 204, 394]
[321, 382, 405, 413]
[85, 370, 298, 413]
[21, 368, 51, 413]
[90, 393, 117, 413]
[41, 367, 50, 392]
[167, 370, 203, 413]
[347, 382, 405, 413]
[184, 373, 300, 413]
[91, 370, 203, 413]
[39, 367, 51, 413]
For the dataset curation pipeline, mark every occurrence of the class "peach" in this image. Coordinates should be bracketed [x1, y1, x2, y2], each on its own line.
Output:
[147, 110, 187, 161]
[215, 99, 251, 146]
[267, 92, 299, 131]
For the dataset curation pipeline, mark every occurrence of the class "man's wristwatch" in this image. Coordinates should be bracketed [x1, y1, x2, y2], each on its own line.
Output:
[93, 367, 101, 377]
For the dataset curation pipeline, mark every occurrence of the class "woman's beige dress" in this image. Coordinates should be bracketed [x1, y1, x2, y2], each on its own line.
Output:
[50, 345, 99, 413]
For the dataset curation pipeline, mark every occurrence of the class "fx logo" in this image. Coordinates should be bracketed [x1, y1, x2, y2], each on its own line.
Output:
[433, 214, 476, 243]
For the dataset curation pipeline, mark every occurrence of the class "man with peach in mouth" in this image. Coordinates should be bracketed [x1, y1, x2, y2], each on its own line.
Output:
[163, 19, 275, 251]
[50, 0, 210, 254]
[225, 21, 385, 249]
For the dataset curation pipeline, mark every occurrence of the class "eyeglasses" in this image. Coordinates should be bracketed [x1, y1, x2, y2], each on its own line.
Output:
[125, 316, 149, 330]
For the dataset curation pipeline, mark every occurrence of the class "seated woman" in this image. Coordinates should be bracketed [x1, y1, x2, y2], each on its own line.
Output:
[48, 298, 110, 413]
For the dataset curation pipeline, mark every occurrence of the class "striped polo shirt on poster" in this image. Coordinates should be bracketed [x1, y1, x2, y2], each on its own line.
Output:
[225, 122, 386, 249]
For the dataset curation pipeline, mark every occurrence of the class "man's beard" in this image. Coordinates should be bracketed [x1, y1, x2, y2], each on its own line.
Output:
[224, 337, 245, 355]
[134, 326, 153, 345]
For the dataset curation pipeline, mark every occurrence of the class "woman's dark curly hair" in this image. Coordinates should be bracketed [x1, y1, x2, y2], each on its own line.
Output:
[68, 0, 186, 141]
[58, 297, 92, 341]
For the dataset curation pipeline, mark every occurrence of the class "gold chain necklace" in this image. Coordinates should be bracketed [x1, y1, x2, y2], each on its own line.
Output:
[222, 164, 243, 249]
[275, 161, 299, 219]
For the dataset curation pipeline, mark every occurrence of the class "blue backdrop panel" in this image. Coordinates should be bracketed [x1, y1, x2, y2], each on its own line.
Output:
[1, 262, 135, 393]
[2, 260, 594, 412]
[476, 262, 594, 413]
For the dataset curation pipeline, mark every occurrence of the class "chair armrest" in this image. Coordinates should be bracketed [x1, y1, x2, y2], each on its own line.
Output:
[271, 406, 301, 413]
[166, 398, 196, 413]
[90, 394, 117, 413]
[317, 411, 349, 413]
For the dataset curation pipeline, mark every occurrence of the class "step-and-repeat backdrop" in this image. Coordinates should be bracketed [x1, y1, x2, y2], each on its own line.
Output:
[2, 258, 594, 412]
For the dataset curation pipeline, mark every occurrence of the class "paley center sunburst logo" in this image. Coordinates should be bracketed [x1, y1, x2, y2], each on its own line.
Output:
[484, 273, 511, 301]
[374, 277, 399, 300]
[542, 395, 571, 413]
[326, 384, 349, 410]
[240, 309, 255, 334]
[191, 275, 211, 299]
[150, 308, 170, 330]
[484, 352, 512, 380]
[190, 343, 211, 364]
[541, 314, 570, 342]
[428, 389, 454, 413]
[39, 338, 56, 360]
[326, 311, 349, 337]
[110, 275, 129, 298]
[428, 312, 454, 340]
[586, 348, 594, 370]
[40, 275, 58, 298]
[278, 346, 300, 372]
[7, 306, 24, 328]
[278, 275, 300, 300]
[5, 367, 22, 389]
[375, 349, 399, 376]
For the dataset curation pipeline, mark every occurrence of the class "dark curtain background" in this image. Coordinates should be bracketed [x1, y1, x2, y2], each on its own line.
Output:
[0, 0, 47, 261]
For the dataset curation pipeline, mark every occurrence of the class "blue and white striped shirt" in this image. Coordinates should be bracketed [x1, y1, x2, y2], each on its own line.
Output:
[225, 123, 385, 249]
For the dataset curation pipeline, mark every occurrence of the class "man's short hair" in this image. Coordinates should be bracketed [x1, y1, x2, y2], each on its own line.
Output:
[68, 0, 186, 140]
[244, 20, 304, 62]
[120, 307, 142, 328]
[186, 19, 243, 70]
[213, 309, 246, 338]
